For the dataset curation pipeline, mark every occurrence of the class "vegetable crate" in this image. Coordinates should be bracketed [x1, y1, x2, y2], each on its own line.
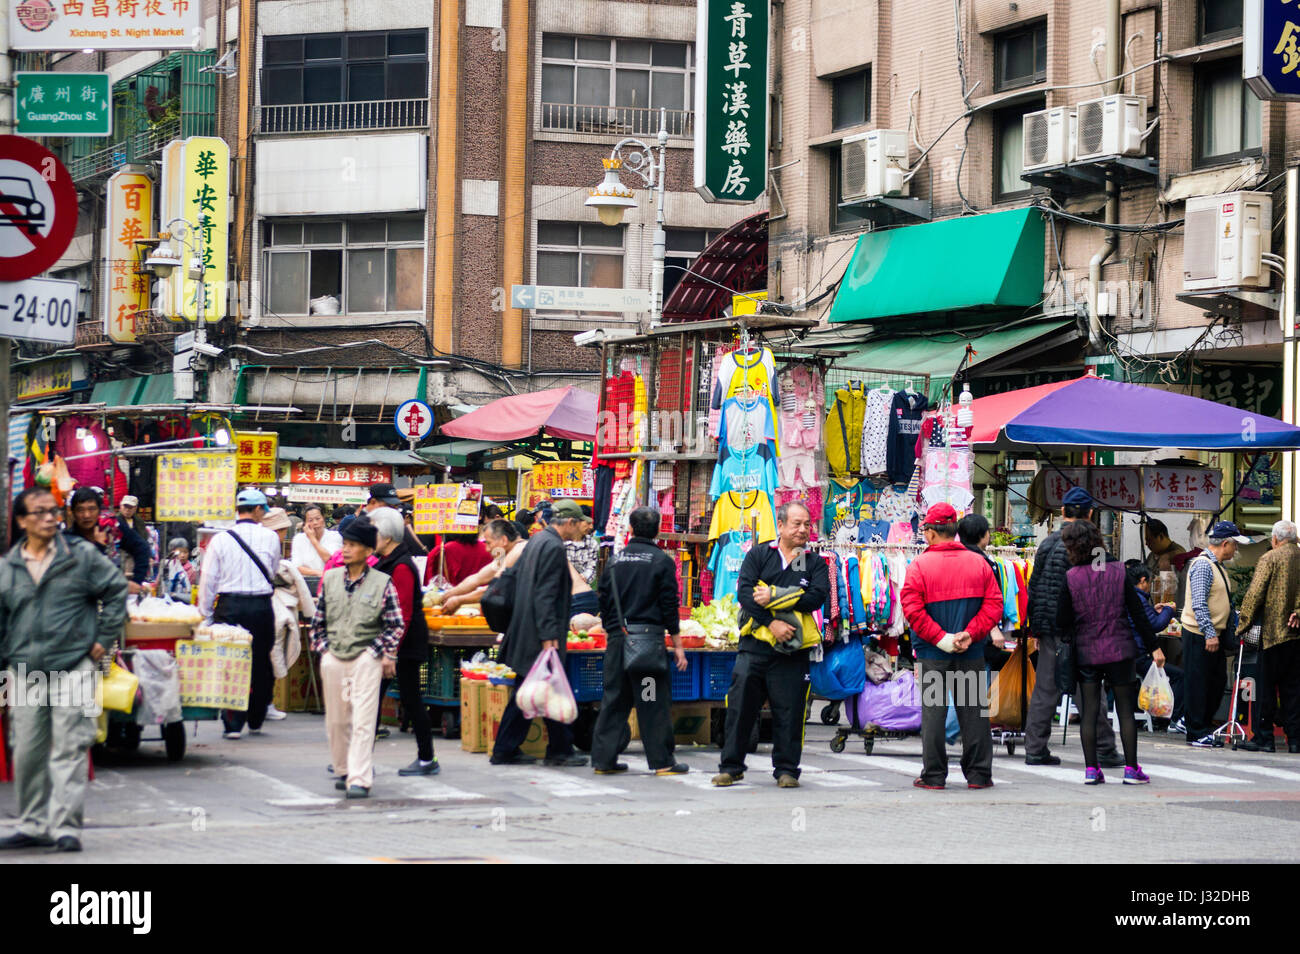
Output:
[700, 652, 738, 701]
[672, 656, 701, 702]
[386, 646, 461, 705]
[566, 652, 606, 703]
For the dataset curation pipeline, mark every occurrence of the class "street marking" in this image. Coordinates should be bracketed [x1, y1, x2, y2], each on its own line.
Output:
[382, 776, 486, 801]
[510, 768, 627, 798]
[798, 765, 881, 788]
[222, 765, 338, 807]
[1189, 760, 1300, 782]
[1139, 763, 1252, 785]
[994, 761, 1082, 783]
[819, 751, 1014, 784]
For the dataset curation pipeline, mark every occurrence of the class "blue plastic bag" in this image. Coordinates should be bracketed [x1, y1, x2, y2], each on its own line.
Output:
[810, 637, 867, 700]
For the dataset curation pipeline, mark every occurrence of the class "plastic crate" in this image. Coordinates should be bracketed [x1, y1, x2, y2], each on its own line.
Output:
[671, 654, 701, 701]
[427, 646, 460, 702]
[700, 651, 738, 701]
[566, 652, 606, 703]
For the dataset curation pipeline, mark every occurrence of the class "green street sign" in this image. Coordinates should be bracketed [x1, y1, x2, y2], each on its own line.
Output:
[15, 72, 112, 138]
[693, 0, 768, 204]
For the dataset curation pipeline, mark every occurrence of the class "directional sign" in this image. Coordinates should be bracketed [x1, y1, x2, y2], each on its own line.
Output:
[0, 277, 78, 344]
[15, 73, 111, 137]
[9, 0, 203, 51]
[510, 284, 650, 312]
[395, 398, 434, 442]
[0, 136, 78, 282]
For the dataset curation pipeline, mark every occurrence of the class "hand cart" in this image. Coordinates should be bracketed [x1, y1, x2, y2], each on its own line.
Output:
[107, 634, 223, 762]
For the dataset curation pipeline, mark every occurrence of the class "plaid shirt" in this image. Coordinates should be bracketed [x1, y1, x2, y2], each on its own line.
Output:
[309, 565, 404, 658]
[1187, 550, 1234, 642]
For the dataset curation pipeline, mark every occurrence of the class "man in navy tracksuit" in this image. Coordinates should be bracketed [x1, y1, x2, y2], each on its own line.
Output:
[901, 503, 1005, 790]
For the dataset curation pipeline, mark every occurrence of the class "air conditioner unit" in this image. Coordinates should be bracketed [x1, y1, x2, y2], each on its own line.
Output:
[1022, 106, 1076, 172]
[1182, 191, 1272, 292]
[841, 129, 909, 201]
[1073, 94, 1146, 162]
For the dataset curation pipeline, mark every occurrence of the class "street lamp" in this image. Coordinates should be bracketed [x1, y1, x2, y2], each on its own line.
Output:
[145, 215, 211, 401]
[585, 107, 669, 326]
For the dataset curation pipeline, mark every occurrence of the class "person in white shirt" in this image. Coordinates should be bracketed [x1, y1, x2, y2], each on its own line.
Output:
[198, 489, 284, 740]
[291, 504, 342, 579]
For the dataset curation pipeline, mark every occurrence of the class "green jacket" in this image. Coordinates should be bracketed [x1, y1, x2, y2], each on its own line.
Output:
[0, 533, 128, 672]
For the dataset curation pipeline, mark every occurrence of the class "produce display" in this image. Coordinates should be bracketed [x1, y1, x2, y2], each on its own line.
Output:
[424, 602, 486, 629]
[128, 597, 202, 625]
[690, 594, 741, 649]
[461, 659, 516, 685]
[567, 614, 606, 651]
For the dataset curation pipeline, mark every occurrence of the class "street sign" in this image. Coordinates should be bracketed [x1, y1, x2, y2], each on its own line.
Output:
[1245, 0, 1300, 99]
[0, 277, 78, 344]
[14, 73, 111, 137]
[395, 398, 434, 442]
[510, 284, 650, 312]
[693, 0, 768, 203]
[104, 169, 153, 344]
[0, 136, 78, 282]
[9, 0, 203, 51]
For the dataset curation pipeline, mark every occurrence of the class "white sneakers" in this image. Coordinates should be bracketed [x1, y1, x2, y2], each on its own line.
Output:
[264, 704, 288, 721]
[222, 730, 243, 740]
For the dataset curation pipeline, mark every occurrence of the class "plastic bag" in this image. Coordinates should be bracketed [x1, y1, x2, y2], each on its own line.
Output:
[810, 638, 866, 700]
[1138, 663, 1175, 718]
[864, 649, 892, 685]
[99, 660, 139, 714]
[850, 671, 922, 731]
[988, 640, 1037, 728]
[515, 647, 578, 724]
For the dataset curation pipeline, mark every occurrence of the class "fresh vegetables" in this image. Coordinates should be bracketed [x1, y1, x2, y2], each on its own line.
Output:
[690, 594, 741, 646]
[461, 659, 516, 683]
[569, 613, 602, 633]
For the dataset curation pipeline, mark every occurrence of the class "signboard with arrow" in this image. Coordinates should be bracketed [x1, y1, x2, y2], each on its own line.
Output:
[14, 73, 111, 137]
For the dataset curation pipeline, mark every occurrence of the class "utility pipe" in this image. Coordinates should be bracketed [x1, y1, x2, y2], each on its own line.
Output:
[1089, 0, 1123, 350]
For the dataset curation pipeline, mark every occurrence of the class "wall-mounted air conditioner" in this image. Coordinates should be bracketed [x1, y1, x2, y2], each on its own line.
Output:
[841, 129, 909, 201]
[1074, 94, 1146, 162]
[1182, 191, 1272, 292]
[1022, 106, 1076, 172]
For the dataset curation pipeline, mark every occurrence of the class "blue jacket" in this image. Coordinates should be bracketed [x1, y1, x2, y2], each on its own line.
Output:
[1128, 588, 1174, 655]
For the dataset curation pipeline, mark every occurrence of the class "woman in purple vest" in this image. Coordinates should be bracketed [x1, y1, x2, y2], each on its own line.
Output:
[1057, 519, 1159, 785]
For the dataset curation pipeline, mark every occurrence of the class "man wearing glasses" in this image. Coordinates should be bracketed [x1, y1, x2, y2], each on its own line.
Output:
[0, 487, 128, 853]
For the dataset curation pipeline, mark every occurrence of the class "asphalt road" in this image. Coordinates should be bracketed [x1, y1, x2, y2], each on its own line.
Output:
[3, 706, 1298, 863]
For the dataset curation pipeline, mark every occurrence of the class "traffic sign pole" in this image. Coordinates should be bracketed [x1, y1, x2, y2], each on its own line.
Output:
[1, 10, 12, 549]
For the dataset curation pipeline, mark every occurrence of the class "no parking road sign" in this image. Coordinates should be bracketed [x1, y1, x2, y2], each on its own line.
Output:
[0, 136, 78, 282]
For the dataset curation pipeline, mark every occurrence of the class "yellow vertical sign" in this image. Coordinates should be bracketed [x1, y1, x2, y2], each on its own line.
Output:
[159, 139, 187, 322]
[181, 136, 230, 323]
[104, 170, 153, 344]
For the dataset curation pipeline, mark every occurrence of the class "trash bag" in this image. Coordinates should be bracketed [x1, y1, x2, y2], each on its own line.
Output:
[864, 649, 893, 684]
[1138, 662, 1175, 718]
[515, 647, 578, 724]
[988, 640, 1036, 728]
[850, 671, 922, 731]
[811, 637, 866, 700]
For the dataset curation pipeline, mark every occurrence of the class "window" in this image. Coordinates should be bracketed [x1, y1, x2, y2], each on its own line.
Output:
[830, 148, 871, 233]
[831, 69, 870, 130]
[994, 101, 1040, 199]
[1195, 59, 1261, 166]
[663, 228, 723, 301]
[541, 35, 694, 135]
[995, 22, 1047, 91]
[1200, 0, 1243, 41]
[261, 215, 424, 316]
[536, 222, 624, 293]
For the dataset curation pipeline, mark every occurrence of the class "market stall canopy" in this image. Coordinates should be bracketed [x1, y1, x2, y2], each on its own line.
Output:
[827, 207, 1045, 324]
[661, 211, 767, 323]
[438, 386, 598, 442]
[969, 373, 1300, 451]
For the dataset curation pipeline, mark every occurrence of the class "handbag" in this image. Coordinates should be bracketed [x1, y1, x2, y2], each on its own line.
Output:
[1055, 636, 1077, 691]
[609, 561, 668, 677]
[480, 563, 518, 634]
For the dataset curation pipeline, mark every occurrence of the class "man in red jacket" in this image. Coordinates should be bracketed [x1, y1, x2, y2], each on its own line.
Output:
[901, 503, 1004, 790]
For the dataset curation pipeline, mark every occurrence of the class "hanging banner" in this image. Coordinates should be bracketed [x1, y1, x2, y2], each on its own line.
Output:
[175, 640, 252, 710]
[103, 169, 152, 344]
[284, 462, 393, 486]
[155, 452, 238, 522]
[285, 485, 369, 506]
[9, 412, 32, 498]
[1088, 467, 1141, 511]
[413, 483, 482, 535]
[181, 136, 228, 323]
[9, 0, 203, 51]
[693, 0, 768, 203]
[158, 138, 186, 319]
[1144, 467, 1222, 512]
[531, 461, 592, 499]
[235, 431, 278, 484]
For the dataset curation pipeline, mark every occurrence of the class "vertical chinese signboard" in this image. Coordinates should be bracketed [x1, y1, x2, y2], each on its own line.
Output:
[155, 452, 238, 522]
[159, 139, 186, 320]
[1245, 0, 1300, 99]
[235, 431, 278, 484]
[103, 169, 152, 344]
[693, 0, 768, 203]
[181, 136, 229, 323]
[9, 0, 202, 51]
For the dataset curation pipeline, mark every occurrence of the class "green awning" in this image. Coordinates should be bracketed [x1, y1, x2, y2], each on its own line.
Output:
[827, 207, 1046, 324]
[90, 378, 143, 406]
[134, 373, 175, 406]
[839, 320, 1076, 403]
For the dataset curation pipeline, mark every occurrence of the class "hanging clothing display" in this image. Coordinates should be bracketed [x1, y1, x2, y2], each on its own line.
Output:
[777, 365, 823, 490]
[776, 485, 824, 536]
[920, 444, 975, 512]
[825, 385, 867, 478]
[708, 529, 758, 601]
[710, 393, 779, 498]
[707, 489, 777, 542]
[861, 387, 893, 478]
[711, 346, 780, 429]
[886, 389, 929, 484]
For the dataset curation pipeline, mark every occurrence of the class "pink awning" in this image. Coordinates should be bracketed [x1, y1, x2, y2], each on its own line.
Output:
[438, 386, 598, 442]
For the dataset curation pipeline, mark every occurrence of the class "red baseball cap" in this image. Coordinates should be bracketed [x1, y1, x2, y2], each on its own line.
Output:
[922, 503, 958, 528]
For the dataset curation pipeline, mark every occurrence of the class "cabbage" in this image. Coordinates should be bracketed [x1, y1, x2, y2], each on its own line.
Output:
[691, 595, 740, 643]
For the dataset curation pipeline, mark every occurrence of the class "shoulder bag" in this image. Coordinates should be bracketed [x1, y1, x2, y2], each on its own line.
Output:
[609, 560, 668, 677]
[225, 529, 275, 587]
[481, 563, 518, 634]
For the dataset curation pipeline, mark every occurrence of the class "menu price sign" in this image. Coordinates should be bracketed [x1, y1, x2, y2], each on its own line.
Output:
[235, 431, 278, 483]
[155, 452, 237, 522]
[1088, 467, 1141, 510]
[175, 640, 252, 710]
[1145, 467, 1221, 512]
[413, 483, 482, 535]
[285, 462, 392, 486]
[532, 461, 592, 499]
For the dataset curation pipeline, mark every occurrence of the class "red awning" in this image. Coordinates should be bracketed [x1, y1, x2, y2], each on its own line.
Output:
[661, 211, 768, 322]
[438, 386, 598, 443]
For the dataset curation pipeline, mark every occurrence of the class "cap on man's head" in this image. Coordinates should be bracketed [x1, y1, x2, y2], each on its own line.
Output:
[1062, 486, 1094, 508]
[342, 513, 378, 548]
[922, 503, 958, 528]
[120, 495, 139, 508]
[262, 507, 292, 531]
[1208, 521, 1251, 544]
[551, 499, 583, 521]
[236, 488, 269, 508]
[367, 482, 401, 507]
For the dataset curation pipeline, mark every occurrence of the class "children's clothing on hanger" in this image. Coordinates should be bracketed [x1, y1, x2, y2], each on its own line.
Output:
[710, 394, 779, 498]
[887, 389, 929, 484]
[861, 388, 893, 478]
[707, 488, 777, 542]
[825, 385, 867, 478]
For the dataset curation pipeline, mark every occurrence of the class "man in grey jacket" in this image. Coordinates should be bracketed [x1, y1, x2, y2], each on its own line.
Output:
[0, 487, 128, 852]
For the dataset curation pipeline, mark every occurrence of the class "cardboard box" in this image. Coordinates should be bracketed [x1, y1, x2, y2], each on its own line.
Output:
[630, 703, 713, 746]
[379, 695, 400, 726]
[485, 683, 510, 739]
[272, 642, 323, 713]
[124, 621, 195, 640]
[520, 718, 549, 758]
[460, 679, 488, 752]
[483, 683, 547, 757]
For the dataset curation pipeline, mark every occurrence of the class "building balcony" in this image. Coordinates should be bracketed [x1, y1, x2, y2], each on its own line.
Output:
[258, 99, 429, 135]
[540, 103, 693, 138]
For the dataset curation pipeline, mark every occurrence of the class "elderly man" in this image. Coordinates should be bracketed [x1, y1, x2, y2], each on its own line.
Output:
[1023, 487, 1125, 767]
[1182, 521, 1250, 748]
[1236, 520, 1300, 754]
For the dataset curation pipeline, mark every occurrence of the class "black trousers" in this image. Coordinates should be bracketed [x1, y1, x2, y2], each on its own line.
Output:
[1135, 655, 1186, 722]
[397, 658, 435, 762]
[376, 678, 393, 730]
[216, 593, 275, 733]
[719, 650, 810, 779]
[1184, 634, 1227, 739]
[492, 685, 574, 760]
[591, 637, 675, 770]
[1256, 639, 1300, 742]
[918, 655, 993, 786]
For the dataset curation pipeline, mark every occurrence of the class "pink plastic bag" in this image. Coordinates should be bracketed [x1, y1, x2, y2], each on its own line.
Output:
[515, 647, 579, 724]
[850, 670, 922, 731]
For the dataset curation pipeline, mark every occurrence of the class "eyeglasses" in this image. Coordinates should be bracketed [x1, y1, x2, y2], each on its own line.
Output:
[24, 508, 60, 519]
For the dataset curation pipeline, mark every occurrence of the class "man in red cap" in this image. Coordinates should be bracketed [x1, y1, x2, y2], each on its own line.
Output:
[901, 503, 1004, 790]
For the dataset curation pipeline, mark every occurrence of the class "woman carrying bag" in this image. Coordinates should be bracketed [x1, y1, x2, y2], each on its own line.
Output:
[590, 508, 689, 776]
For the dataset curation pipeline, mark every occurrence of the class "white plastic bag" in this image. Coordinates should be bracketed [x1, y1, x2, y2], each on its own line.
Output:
[1138, 663, 1174, 719]
[515, 647, 578, 723]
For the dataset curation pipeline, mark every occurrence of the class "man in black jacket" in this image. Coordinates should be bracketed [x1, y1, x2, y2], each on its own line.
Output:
[1023, 486, 1123, 767]
[714, 502, 829, 788]
[491, 499, 589, 767]
[591, 507, 689, 776]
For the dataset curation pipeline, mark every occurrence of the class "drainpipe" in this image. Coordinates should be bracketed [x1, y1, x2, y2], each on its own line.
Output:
[1088, 0, 1122, 350]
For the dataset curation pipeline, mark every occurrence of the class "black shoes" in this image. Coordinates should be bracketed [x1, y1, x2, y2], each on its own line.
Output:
[1098, 754, 1126, 768]
[334, 778, 347, 790]
[489, 752, 538, 766]
[346, 786, 370, 799]
[54, 836, 82, 853]
[1238, 737, 1275, 753]
[654, 763, 690, 776]
[1024, 752, 1061, 766]
[398, 759, 441, 776]
[543, 754, 590, 767]
[594, 762, 629, 775]
[0, 832, 53, 849]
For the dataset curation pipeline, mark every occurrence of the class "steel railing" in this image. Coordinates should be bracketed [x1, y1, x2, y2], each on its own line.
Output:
[64, 119, 181, 182]
[259, 98, 429, 134]
[541, 102, 693, 137]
